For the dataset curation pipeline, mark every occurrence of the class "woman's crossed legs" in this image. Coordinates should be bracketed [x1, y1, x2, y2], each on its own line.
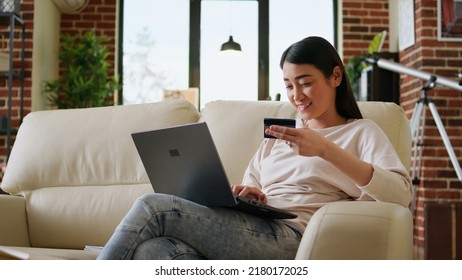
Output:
[97, 193, 301, 260]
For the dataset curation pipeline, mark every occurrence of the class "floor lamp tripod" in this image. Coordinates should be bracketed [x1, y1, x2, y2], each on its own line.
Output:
[409, 76, 462, 185]
[365, 55, 462, 186]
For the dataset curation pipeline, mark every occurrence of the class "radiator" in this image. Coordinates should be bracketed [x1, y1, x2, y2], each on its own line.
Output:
[424, 201, 462, 259]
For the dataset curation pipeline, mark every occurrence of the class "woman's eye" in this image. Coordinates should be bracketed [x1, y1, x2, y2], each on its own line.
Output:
[300, 82, 311, 87]
[285, 85, 293, 90]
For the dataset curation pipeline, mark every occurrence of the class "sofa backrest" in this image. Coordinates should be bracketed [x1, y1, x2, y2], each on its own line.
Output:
[2, 100, 200, 194]
[357, 101, 411, 171]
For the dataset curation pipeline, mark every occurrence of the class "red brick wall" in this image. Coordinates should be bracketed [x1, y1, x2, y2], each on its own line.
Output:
[400, 0, 462, 260]
[344, 0, 462, 260]
[343, 0, 390, 61]
[60, 0, 117, 73]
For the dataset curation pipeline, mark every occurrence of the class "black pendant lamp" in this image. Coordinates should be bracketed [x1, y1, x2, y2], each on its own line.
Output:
[220, 35, 242, 52]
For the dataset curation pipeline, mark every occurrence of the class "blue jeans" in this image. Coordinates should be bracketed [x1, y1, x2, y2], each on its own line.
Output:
[97, 193, 302, 260]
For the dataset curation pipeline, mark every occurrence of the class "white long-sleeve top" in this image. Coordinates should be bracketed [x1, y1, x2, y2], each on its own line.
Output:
[241, 118, 413, 232]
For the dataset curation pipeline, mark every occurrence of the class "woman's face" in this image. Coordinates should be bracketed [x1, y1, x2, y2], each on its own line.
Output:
[282, 62, 342, 128]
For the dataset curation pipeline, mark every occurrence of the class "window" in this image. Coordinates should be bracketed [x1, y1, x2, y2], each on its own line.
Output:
[122, 0, 189, 104]
[121, 0, 336, 106]
[200, 1, 258, 106]
[269, 0, 335, 102]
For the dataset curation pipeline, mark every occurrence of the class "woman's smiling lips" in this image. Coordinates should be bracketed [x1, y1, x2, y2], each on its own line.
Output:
[297, 102, 312, 112]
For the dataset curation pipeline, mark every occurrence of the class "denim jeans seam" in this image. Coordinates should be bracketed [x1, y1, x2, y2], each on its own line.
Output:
[165, 237, 205, 260]
[166, 203, 300, 239]
[123, 197, 181, 259]
[234, 210, 301, 239]
[170, 248, 205, 260]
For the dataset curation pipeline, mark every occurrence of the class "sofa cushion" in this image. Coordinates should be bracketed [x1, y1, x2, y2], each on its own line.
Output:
[1, 100, 200, 194]
[1, 246, 99, 260]
[295, 201, 413, 259]
[0, 195, 30, 246]
[24, 184, 153, 249]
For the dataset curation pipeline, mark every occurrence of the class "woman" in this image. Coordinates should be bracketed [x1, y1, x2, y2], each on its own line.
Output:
[97, 36, 412, 260]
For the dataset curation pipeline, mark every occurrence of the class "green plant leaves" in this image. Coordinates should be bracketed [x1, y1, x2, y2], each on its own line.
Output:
[43, 31, 121, 109]
[345, 30, 387, 98]
[368, 31, 387, 54]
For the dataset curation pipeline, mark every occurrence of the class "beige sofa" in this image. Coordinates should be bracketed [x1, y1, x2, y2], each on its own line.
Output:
[0, 100, 413, 260]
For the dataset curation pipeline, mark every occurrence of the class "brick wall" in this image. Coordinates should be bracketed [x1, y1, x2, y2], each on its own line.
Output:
[344, 0, 462, 259]
[343, 0, 390, 61]
[399, 0, 462, 260]
[60, 0, 117, 73]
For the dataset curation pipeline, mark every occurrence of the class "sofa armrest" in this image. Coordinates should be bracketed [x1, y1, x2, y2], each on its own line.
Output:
[0, 195, 31, 246]
[295, 201, 413, 260]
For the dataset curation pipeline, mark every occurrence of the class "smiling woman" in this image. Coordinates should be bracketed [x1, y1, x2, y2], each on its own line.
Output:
[122, 0, 335, 107]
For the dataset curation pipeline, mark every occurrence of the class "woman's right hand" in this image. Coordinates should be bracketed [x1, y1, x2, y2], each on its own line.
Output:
[231, 185, 267, 204]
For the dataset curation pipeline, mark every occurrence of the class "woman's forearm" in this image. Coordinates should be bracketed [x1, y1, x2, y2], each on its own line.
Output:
[320, 140, 374, 186]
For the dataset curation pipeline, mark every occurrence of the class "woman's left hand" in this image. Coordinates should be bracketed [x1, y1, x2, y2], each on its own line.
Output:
[265, 125, 327, 158]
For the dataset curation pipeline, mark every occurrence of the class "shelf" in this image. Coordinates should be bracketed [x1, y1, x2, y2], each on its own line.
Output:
[0, 70, 22, 79]
[0, 12, 23, 25]
[0, 11, 24, 162]
[0, 128, 17, 136]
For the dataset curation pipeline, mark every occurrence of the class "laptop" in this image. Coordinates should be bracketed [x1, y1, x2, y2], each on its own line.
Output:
[131, 122, 297, 219]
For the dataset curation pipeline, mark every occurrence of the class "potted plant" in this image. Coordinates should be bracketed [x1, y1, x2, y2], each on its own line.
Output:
[43, 31, 120, 109]
[345, 31, 387, 98]
[345, 54, 367, 97]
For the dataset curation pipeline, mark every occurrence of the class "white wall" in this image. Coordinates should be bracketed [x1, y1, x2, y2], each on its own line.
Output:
[388, 0, 399, 52]
[31, 0, 61, 111]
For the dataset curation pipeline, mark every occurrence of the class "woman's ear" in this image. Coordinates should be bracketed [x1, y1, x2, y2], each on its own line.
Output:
[331, 66, 343, 87]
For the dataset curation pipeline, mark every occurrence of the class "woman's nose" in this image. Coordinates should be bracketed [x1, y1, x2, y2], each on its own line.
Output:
[293, 86, 305, 101]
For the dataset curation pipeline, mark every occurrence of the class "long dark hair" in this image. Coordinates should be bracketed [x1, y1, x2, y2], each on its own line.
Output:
[280, 36, 363, 119]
